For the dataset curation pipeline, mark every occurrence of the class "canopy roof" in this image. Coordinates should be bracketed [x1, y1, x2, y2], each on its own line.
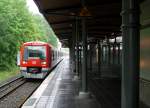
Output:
[33, 0, 140, 46]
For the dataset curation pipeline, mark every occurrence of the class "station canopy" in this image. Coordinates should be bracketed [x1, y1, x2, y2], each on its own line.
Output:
[33, 0, 122, 47]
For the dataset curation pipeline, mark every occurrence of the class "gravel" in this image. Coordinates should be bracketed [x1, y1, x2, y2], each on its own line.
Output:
[0, 79, 42, 108]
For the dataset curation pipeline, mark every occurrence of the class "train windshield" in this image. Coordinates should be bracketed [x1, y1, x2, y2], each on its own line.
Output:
[24, 46, 46, 60]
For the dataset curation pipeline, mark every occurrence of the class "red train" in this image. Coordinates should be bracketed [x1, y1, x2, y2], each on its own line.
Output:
[19, 41, 63, 79]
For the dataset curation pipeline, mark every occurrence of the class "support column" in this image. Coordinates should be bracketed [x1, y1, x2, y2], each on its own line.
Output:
[80, 18, 88, 94]
[78, 24, 82, 79]
[89, 44, 93, 71]
[101, 44, 104, 64]
[117, 43, 121, 64]
[79, 44, 82, 79]
[72, 22, 76, 73]
[69, 37, 73, 64]
[121, 0, 140, 108]
[105, 45, 108, 64]
[113, 38, 116, 64]
[75, 17, 80, 78]
[103, 45, 106, 64]
[112, 44, 114, 64]
[98, 41, 101, 77]
[108, 44, 111, 65]
[112, 38, 115, 64]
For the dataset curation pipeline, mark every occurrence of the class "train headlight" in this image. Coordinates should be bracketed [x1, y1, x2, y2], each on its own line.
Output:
[41, 62, 46, 65]
[23, 61, 27, 64]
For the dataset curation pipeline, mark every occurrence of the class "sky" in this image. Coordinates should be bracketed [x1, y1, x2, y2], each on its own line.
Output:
[26, 0, 41, 15]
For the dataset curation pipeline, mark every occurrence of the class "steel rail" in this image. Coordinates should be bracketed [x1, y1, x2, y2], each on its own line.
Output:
[0, 77, 26, 100]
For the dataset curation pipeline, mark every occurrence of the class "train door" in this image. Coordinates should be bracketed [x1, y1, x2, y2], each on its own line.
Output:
[17, 51, 20, 66]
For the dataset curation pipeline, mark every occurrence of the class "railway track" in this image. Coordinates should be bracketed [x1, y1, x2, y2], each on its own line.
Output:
[0, 76, 26, 100]
[0, 76, 42, 108]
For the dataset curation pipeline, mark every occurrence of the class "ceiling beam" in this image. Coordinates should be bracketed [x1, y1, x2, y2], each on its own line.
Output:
[88, 31, 120, 34]
[88, 27, 120, 31]
[87, 26, 120, 30]
[56, 32, 72, 36]
[58, 35, 70, 39]
[87, 22, 121, 27]
[42, 2, 121, 13]
[85, 0, 121, 6]
[54, 29, 72, 33]
[50, 20, 74, 25]
[43, 4, 81, 13]
[54, 27, 72, 31]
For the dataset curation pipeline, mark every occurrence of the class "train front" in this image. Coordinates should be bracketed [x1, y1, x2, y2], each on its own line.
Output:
[20, 43, 50, 79]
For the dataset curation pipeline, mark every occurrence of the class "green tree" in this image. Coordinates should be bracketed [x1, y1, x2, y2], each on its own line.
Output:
[33, 15, 59, 47]
[0, 0, 59, 70]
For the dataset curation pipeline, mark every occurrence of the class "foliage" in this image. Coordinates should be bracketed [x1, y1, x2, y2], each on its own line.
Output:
[0, 67, 19, 82]
[33, 15, 59, 47]
[0, 0, 58, 70]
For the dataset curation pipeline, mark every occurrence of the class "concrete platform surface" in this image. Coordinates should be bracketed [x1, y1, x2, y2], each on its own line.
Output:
[22, 57, 101, 108]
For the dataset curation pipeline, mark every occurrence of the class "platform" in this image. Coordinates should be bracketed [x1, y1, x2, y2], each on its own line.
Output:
[22, 57, 100, 108]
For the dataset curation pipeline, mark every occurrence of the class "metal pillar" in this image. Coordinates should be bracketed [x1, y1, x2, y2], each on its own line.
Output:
[117, 43, 121, 64]
[113, 43, 116, 64]
[79, 45, 82, 75]
[75, 18, 80, 77]
[89, 44, 93, 71]
[121, 0, 140, 108]
[81, 18, 88, 92]
[69, 37, 73, 64]
[108, 44, 111, 64]
[105, 45, 108, 64]
[103, 45, 106, 63]
[101, 45, 104, 64]
[112, 38, 116, 64]
[98, 41, 101, 77]
[72, 22, 76, 73]
[112, 44, 114, 64]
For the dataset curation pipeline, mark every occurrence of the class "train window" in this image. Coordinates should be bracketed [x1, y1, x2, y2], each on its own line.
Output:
[17, 51, 20, 66]
[52, 50, 54, 61]
[55, 51, 57, 60]
[24, 48, 28, 61]
[58, 51, 59, 58]
[24, 46, 46, 60]
[54, 50, 56, 60]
